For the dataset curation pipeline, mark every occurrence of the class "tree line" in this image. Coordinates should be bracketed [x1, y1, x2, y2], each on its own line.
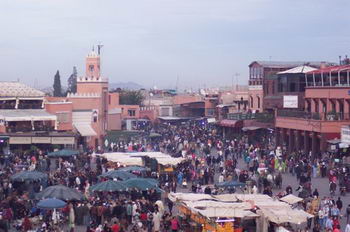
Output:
[53, 69, 145, 106]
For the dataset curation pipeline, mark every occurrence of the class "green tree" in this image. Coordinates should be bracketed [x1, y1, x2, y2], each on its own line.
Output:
[67, 66, 77, 94]
[119, 90, 145, 105]
[53, 70, 62, 97]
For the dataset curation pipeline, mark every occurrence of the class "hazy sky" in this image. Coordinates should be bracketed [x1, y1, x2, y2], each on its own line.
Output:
[1, 0, 349, 89]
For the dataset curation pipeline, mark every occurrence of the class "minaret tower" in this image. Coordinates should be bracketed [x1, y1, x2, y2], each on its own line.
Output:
[85, 47, 101, 79]
[77, 46, 108, 94]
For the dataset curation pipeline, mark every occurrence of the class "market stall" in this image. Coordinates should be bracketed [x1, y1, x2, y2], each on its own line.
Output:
[169, 192, 313, 232]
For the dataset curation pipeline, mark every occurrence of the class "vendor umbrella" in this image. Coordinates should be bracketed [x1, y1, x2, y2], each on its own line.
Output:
[122, 178, 162, 192]
[90, 180, 128, 192]
[36, 185, 85, 201]
[37, 198, 66, 209]
[10, 170, 48, 182]
[99, 170, 137, 180]
[215, 180, 246, 188]
[47, 149, 79, 158]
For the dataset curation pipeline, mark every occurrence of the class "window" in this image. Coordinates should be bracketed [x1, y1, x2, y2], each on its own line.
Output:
[161, 107, 170, 116]
[128, 109, 136, 117]
[257, 96, 261, 109]
[108, 95, 111, 105]
[206, 109, 215, 116]
[92, 110, 98, 123]
[290, 83, 296, 92]
[250, 96, 254, 108]
[57, 112, 69, 123]
[89, 65, 94, 72]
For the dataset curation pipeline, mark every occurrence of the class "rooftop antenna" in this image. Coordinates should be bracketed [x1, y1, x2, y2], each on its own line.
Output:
[176, 75, 179, 93]
[97, 42, 103, 77]
[34, 78, 38, 89]
[235, 73, 240, 91]
[97, 42, 103, 55]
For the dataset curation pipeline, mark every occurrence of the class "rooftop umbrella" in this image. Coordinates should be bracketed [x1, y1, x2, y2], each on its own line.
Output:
[47, 149, 79, 158]
[119, 166, 150, 173]
[99, 170, 137, 180]
[215, 180, 246, 188]
[37, 198, 67, 209]
[122, 178, 162, 192]
[36, 185, 85, 201]
[90, 180, 128, 192]
[10, 171, 48, 182]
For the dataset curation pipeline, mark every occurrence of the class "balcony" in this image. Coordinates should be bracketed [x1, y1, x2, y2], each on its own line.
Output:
[6, 121, 54, 133]
[277, 109, 350, 121]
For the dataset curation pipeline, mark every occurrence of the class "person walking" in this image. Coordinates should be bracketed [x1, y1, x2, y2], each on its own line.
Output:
[336, 197, 343, 213]
[170, 216, 179, 232]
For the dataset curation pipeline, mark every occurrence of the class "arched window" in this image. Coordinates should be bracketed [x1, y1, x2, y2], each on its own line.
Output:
[250, 96, 254, 108]
[257, 96, 261, 109]
[92, 110, 98, 123]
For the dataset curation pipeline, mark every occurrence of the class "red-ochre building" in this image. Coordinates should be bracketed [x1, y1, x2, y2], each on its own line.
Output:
[0, 49, 142, 151]
[275, 64, 350, 159]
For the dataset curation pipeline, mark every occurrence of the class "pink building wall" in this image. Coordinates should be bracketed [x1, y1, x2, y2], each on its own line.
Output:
[108, 92, 120, 109]
[45, 98, 73, 131]
[173, 95, 202, 105]
[107, 113, 122, 130]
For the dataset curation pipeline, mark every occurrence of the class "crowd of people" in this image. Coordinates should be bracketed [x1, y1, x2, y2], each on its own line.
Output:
[0, 119, 350, 232]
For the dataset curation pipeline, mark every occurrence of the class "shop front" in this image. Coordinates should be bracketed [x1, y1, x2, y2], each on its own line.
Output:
[7, 135, 76, 151]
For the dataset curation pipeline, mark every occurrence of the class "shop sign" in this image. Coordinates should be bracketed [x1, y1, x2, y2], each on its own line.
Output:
[32, 137, 51, 144]
[9, 137, 31, 144]
[283, 95, 298, 108]
[341, 126, 350, 144]
[52, 137, 75, 144]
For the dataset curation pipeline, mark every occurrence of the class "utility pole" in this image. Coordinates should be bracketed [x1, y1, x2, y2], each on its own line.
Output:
[235, 73, 240, 91]
[97, 42, 103, 76]
[176, 75, 179, 93]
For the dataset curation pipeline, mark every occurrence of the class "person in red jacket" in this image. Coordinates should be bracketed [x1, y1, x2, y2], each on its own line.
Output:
[111, 222, 119, 232]
[171, 216, 179, 232]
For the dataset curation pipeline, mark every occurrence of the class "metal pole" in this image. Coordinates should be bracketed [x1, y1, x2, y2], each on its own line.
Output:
[313, 73, 316, 86]
[305, 74, 308, 87]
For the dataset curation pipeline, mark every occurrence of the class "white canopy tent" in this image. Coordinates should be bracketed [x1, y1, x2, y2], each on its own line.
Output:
[0, 109, 56, 122]
[102, 152, 185, 167]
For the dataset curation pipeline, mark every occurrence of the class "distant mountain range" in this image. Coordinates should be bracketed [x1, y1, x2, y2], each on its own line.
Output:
[109, 82, 144, 90]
